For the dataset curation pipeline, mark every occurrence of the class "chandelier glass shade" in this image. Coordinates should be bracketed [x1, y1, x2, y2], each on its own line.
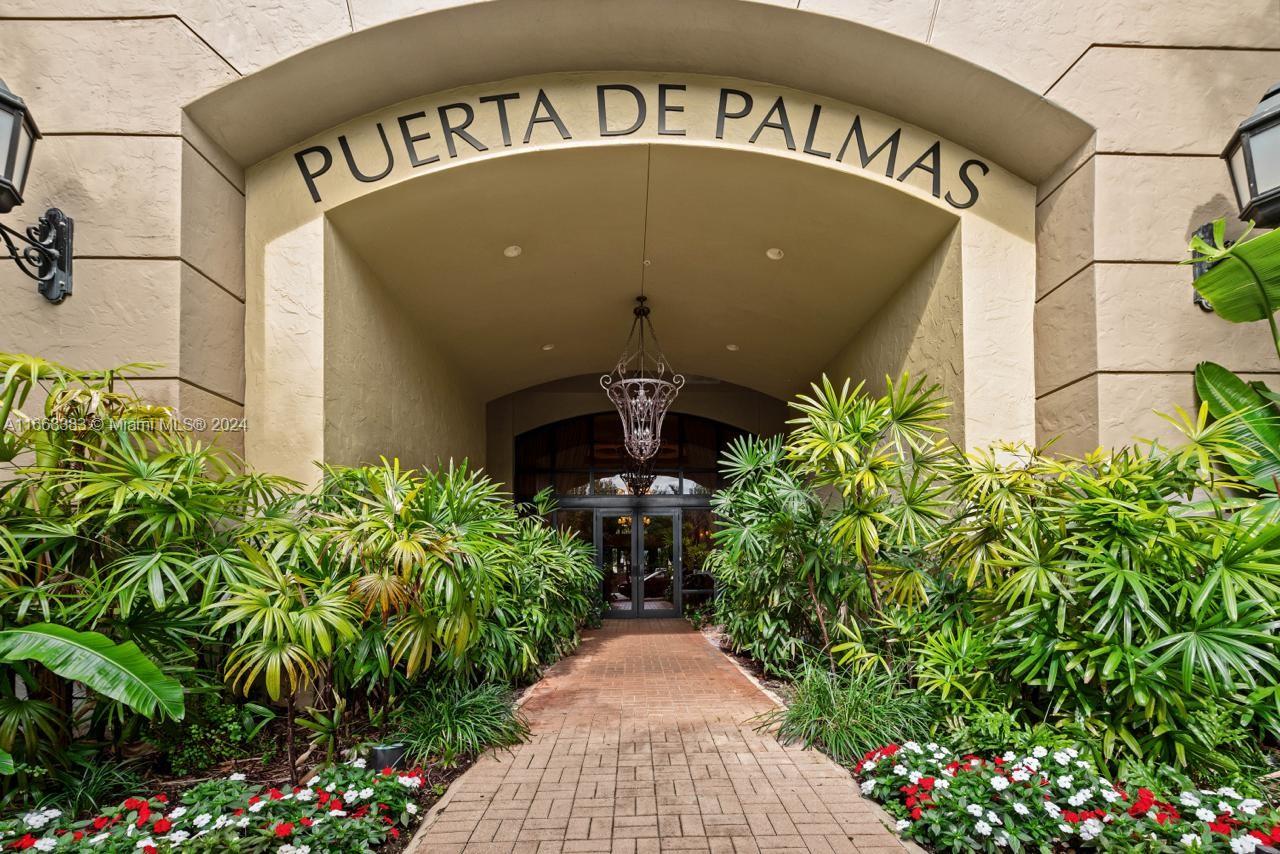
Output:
[601, 295, 684, 463]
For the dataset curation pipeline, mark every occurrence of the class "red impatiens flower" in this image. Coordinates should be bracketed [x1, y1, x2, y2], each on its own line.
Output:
[122, 798, 147, 811]
[143, 846, 157, 854]
[274, 822, 294, 838]
[389, 828, 400, 839]
[11, 835, 36, 850]
[155, 794, 168, 804]
[300, 817, 314, 827]
[909, 807, 923, 820]
[1127, 787, 1156, 818]
[381, 767, 395, 776]
[268, 787, 285, 800]
[153, 818, 172, 833]
[92, 816, 110, 830]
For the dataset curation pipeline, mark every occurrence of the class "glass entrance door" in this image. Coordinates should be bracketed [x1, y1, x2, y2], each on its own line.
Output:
[638, 513, 676, 614]
[596, 509, 680, 618]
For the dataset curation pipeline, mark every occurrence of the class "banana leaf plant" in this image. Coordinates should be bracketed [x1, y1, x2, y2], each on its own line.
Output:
[1185, 221, 1280, 492]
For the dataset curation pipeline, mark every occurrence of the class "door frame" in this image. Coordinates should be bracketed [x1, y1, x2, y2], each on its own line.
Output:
[561, 495, 709, 619]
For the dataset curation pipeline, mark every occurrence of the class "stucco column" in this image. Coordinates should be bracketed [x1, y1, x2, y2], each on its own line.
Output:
[246, 218, 326, 483]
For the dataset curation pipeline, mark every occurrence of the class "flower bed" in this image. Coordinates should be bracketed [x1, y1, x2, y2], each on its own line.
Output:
[0, 761, 430, 852]
[856, 741, 1280, 852]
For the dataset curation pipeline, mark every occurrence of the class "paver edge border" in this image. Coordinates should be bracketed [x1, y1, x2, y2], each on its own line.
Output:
[699, 628, 927, 854]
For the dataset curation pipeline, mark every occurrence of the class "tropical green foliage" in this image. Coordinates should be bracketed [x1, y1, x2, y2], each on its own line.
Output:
[708, 375, 950, 674]
[391, 681, 529, 768]
[757, 662, 934, 763]
[0, 352, 598, 807]
[711, 373, 1280, 781]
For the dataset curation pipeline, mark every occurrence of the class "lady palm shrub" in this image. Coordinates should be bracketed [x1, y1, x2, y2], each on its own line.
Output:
[0, 352, 598, 803]
[935, 427, 1280, 774]
[711, 372, 1280, 781]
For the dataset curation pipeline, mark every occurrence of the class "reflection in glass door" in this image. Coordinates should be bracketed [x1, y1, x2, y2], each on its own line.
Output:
[601, 514, 634, 614]
[640, 514, 676, 613]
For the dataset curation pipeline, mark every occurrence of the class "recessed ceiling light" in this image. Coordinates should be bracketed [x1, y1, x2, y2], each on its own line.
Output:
[541, 343, 555, 351]
[726, 344, 740, 352]
[503, 245, 523, 258]
[765, 247, 784, 261]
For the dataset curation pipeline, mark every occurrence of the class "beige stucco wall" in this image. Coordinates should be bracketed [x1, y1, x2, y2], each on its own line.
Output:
[824, 227, 965, 442]
[324, 222, 485, 470]
[5, 0, 1279, 470]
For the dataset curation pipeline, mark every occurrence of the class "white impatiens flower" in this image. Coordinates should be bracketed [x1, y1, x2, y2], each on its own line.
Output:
[1181, 834, 1201, 848]
[892, 764, 908, 776]
[990, 776, 1009, 791]
[405, 803, 419, 815]
[192, 814, 212, 829]
[358, 787, 374, 800]
[1059, 823, 1074, 835]
[933, 778, 950, 790]
[895, 819, 910, 831]
[1013, 802, 1030, 816]
[1195, 808, 1216, 823]
[1022, 756, 1041, 771]
[397, 775, 422, 789]
[89, 834, 109, 847]
[1011, 769, 1030, 782]
[295, 789, 314, 801]
[966, 804, 984, 817]
[1043, 802, 1062, 819]
[33, 840, 56, 852]
[860, 780, 876, 795]
[1217, 787, 1242, 800]
[1080, 818, 1104, 841]
[249, 800, 266, 813]
[349, 757, 367, 769]
[1180, 792, 1202, 808]
[167, 831, 189, 844]
[136, 839, 157, 850]
[306, 776, 320, 786]
[1239, 798, 1263, 815]
[1219, 801, 1234, 815]
[1229, 836, 1260, 854]
[228, 772, 246, 781]
[22, 812, 50, 829]
[904, 741, 923, 754]
[1053, 751, 1071, 766]
[41, 809, 61, 820]
[329, 809, 348, 817]
[1032, 746, 1048, 759]
[975, 821, 992, 836]
[1075, 760, 1091, 770]
[1100, 787, 1121, 803]
[908, 771, 923, 784]
[1056, 775, 1074, 789]
[986, 811, 999, 825]
[343, 790, 360, 804]
[1002, 751, 1017, 762]
[995, 831, 1010, 848]
[168, 807, 187, 819]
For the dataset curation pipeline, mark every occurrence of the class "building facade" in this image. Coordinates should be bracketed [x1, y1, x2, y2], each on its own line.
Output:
[4, 0, 1278, 489]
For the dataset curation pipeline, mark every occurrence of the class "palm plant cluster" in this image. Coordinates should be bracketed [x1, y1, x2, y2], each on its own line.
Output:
[0, 353, 599, 812]
[709, 374, 1280, 784]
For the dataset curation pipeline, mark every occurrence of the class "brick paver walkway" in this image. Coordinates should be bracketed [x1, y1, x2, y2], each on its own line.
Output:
[410, 619, 906, 853]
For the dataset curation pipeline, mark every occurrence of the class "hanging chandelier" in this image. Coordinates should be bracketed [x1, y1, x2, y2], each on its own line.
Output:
[601, 295, 684, 462]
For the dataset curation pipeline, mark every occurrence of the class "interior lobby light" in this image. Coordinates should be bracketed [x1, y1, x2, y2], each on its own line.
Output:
[726, 343, 740, 351]
[765, 247, 784, 260]
[0, 78, 73, 304]
[503, 244, 523, 257]
[541, 343, 555, 351]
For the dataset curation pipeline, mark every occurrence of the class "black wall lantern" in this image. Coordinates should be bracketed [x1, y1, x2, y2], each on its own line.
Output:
[1224, 81, 1280, 229]
[0, 78, 73, 304]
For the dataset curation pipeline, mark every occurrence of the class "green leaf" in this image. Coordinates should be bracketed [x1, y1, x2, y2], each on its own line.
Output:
[1190, 225, 1280, 323]
[0, 624, 184, 721]
[0, 747, 12, 775]
[1195, 361, 1280, 488]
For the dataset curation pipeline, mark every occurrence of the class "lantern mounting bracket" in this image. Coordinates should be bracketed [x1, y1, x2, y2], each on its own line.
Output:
[0, 207, 73, 304]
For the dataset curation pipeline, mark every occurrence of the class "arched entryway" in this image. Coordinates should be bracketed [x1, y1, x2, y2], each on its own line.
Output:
[515, 411, 743, 617]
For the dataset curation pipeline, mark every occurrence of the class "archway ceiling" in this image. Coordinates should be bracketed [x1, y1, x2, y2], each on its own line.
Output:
[327, 144, 957, 401]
